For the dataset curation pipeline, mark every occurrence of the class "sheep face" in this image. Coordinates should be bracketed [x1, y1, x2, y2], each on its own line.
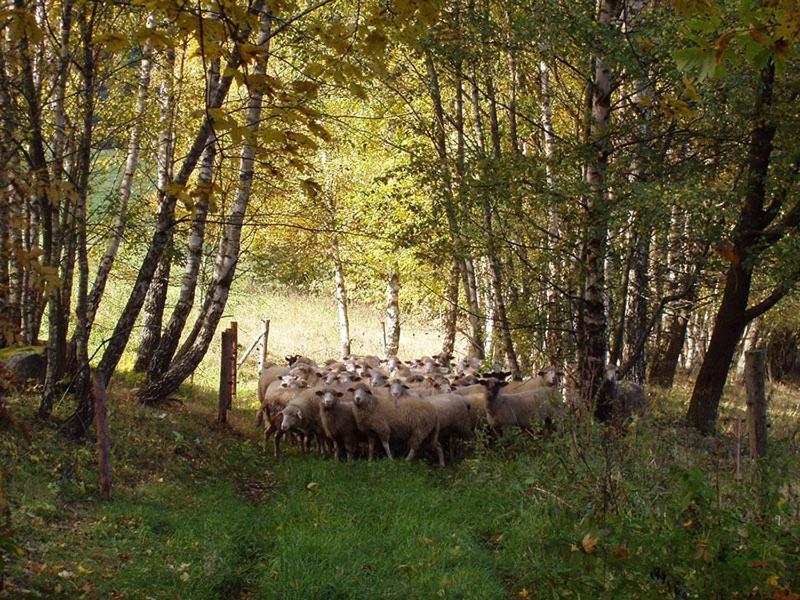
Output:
[480, 378, 508, 403]
[388, 379, 409, 401]
[317, 388, 344, 410]
[537, 366, 564, 387]
[370, 372, 388, 387]
[280, 378, 307, 389]
[280, 406, 303, 431]
[350, 385, 374, 409]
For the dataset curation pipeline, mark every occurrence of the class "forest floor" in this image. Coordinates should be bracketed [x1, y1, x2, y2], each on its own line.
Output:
[2, 372, 800, 599]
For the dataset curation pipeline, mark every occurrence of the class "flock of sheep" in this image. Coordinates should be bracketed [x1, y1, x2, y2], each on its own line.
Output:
[255, 352, 647, 466]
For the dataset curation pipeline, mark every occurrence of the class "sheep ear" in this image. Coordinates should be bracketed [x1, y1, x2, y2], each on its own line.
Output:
[315, 390, 324, 396]
[537, 369, 546, 377]
[347, 386, 356, 392]
[403, 384, 410, 390]
[499, 381, 509, 387]
[280, 382, 287, 388]
[384, 383, 390, 387]
[335, 391, 343, 397]
[297, 412, 303, 420]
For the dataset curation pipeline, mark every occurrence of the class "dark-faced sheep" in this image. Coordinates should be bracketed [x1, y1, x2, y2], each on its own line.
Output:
[604, 365, 648, 422]
[349, 383, 444, 467]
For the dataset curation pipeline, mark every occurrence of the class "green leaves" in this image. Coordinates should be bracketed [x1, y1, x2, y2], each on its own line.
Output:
[673, 47, 719, 80]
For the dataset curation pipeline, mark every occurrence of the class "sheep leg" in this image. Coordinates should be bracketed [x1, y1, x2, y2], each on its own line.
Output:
[433, 439, 445, 468]
[405, 444, 418, 461]
[382, 438, 394, 460]
[367, 436, 376, 461]
[274, 430, 284, 458]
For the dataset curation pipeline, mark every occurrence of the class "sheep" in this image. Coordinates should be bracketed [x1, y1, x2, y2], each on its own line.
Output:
[369, 370, 389, 388]
[456, 356, 481, 374]
[278, 388, 326, 455]
[604, 365, 648, 422]
[316, 386, 362, 461]
[349, 383, 445, 467]
[480, 379, 564, 436]
[424, 392, 473, 460]
[451, 385, 489, 430]
[503, 366, 563, 394]
[257, 364, 290, 406]
[450, 372, 480, 387]
[258, 378, 308, 456]
[286, 354, 317, 368]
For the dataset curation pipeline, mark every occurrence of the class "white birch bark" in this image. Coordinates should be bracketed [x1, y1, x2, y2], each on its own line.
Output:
[137, 1, 272, 402]
[87, 13, 156, 329]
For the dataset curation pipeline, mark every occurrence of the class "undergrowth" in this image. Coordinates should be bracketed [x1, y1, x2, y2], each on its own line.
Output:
[1, 375, 799, 599]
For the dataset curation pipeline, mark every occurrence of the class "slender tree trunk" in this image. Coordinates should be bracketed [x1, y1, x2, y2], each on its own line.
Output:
[66, 8, 96, 437]
[425, 52, 484, 357]
[87, 14, 156, 330]
[650, 296, 694, 387]
[384, 271, 400, 357]
[539, 49, 563, 362]
[96, 43, 245, 385]
[136, 1, 272, 404]
[442, 260, 459, 356]
[133, 237, 172, 372]
[146, 52, 214, 381]
[735, 318, 761, 382]
[483, 71, 520, 378]
[332, 238, 351, 359]
[581, 0, 619, 422]
[621, 0, 652, 385]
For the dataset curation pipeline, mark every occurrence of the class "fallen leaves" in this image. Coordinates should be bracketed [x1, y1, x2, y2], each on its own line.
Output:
[581, 532, 598, 554]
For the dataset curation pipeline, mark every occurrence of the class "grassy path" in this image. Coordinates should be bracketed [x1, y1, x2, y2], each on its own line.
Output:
[2, 378, 799, 598]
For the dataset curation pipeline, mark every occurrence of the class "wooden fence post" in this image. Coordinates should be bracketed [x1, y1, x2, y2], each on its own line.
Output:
[745, 349, 768, 458]
[218, 329, 232, 425]
[259, 318, 270, 371]
[229, 321, 238, 406]
[92, 372, 112, 499]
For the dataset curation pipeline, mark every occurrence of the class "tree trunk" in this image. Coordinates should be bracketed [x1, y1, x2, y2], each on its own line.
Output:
[384, 271, 400, 357]
[483, 70, 520, 378]
[581, 0, 619, 422]
[133, 236, 173, 372]
[96, 44, 245, 384]
[135, 1, 272, 404]
[441, 260, 459, 356]
[686, 61, 793, 433]
[539, 49, 563, 362]
[146, 54, 215, 381]
[735, 318, 761, 382]
[66, 8, 96, 437]
[87, 14, 156, 330]
[425, 52, 484, 358]
[650, 297, 693, 388]
[333, 238, 351, 359]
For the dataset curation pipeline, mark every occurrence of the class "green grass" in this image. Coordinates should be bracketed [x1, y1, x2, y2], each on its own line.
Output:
[2, 376, 799, 599]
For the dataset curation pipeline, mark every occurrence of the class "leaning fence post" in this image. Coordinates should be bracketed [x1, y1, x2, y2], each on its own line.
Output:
[218, 329, 233, 425]
[745, 349, 768, 458]
[229, 321, 238, 406]
[259, 318, 270, 371]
